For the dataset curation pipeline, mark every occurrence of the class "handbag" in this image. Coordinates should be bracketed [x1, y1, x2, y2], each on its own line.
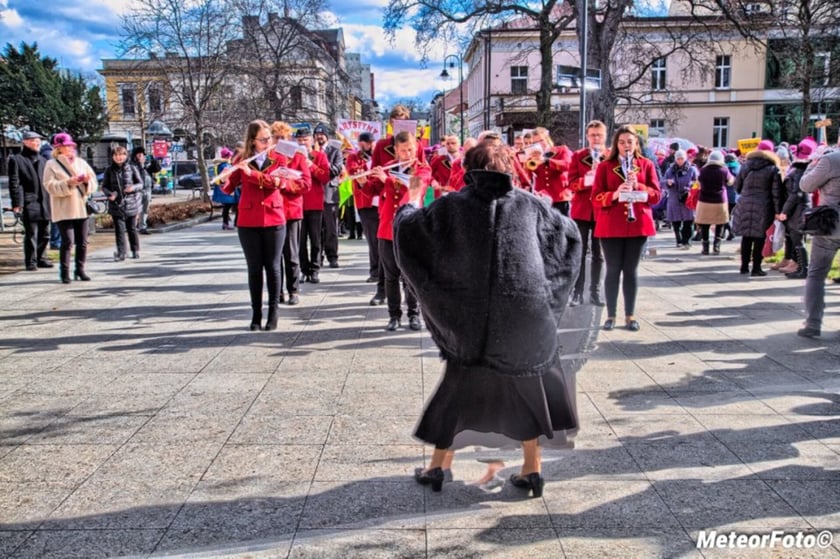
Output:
[685, 183, 700, 210]
[801, 204, 839, 236]
[56, 158, 100, 216]
[678, 189, 689, 204]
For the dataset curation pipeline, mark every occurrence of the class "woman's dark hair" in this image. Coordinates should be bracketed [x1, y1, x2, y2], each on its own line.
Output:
[606, 125, 643, 162]
[463, 141, 513, 174]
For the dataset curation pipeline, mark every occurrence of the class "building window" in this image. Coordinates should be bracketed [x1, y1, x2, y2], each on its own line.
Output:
[813, 52, 830, 86]
[290, 86, 303, 111]
[650, 119, 665, 138]
[120, 84, 136, 118]
[715, 55, 731, 89]
[511, 66, 528, 95]
[713, 117, 729, 148]
[147, 83, 163, 113]
[651, 57, 667, 91]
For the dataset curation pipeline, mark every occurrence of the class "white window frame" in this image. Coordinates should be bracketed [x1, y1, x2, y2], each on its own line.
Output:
[651, 57, 667, 91]
[511, 66, 528, 95]
[715, 55, 731, 89]
[712, 117, 729, 148]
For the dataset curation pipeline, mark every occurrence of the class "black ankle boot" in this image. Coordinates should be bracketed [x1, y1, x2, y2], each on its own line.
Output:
[60, 269, 71, 284]
[701, 241, 709, 255]
[264, 305, 278, 331]
[74, 269, 91, 281]
[713, 239, 721, 254]
[785, 247, 808, 279]
[250, 308, 262, 331]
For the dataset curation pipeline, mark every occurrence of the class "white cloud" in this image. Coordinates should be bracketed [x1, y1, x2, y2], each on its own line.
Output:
[373, 66, 444, 104]
[0, 7, 24, 27]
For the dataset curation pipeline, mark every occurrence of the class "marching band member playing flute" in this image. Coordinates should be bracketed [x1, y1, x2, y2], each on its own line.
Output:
[271, 121, 311, 305]
[591, 125, 661, 333]
[430, 135, 460, 199]
[221, 120, 287, 332]
[363, 131, 432, 332]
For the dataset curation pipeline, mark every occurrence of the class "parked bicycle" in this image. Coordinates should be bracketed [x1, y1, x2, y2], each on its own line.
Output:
[2, 207, 24, 244]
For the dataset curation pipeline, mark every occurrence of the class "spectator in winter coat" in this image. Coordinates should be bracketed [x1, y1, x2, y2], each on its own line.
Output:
[776, 139, 815, 278]
[101, 145, 144, 261]
[695, 151, 732, 254]
[8, 131, 53, 270]
[663, 149, 697, 248]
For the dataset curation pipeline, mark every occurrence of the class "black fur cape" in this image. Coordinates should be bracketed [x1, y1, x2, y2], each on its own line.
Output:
[394, 170, 581, 377]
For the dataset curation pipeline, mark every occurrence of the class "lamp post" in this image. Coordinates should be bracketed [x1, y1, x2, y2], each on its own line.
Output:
[441, 54, 464, 143]
[430, 90, 446, 144]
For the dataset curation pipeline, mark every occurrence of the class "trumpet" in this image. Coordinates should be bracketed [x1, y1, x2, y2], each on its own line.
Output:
[525, 151, 556, 171]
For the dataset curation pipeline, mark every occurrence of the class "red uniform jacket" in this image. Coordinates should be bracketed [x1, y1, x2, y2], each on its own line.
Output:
[302, 150, 330, 211]
[372, 135, 427, 169]
[345, 150, 376, 209]
[568, 147, 604, 222]
[277, 151, 311, 221]
[222, 155, 286, 228]
[448, 159, 466, 192]
[363, 161, 432, 241]
[592, 155, 661, 238]
[530, 145, 572, 203]
[430, 152, 457, 195]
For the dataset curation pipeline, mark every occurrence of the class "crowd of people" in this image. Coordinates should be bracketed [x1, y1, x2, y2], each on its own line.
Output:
[7, 109, 839, 498]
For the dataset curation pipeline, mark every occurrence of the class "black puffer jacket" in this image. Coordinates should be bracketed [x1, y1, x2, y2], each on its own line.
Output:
[101, 161, 143, 217]
[732, 150, 784, 238]
[781, 162, 811, 233]
[394, 170, 581, 377]
[7, 147, 51, 221]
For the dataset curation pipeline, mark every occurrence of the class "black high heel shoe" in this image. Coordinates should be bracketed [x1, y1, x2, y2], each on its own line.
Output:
[414, 467, 445, 492]
[510, 472, 545, 498]
[250, 310, 262, 331]
[74, 270, 91, 281]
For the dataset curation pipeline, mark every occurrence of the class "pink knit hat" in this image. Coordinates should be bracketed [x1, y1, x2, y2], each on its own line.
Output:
[219, 147, 233, 159]
[757, 139, 775, 151]
[795, 138, 817, 160]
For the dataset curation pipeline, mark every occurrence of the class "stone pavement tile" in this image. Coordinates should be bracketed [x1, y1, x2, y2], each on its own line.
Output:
[424, 484, 551, 529]
[0, 481, 78, 529]
[694, 413, 814, 445]
[628, 352, 712, 376]
[622, 434, 754, 481]
[671, 391, 777, 415]
[541, 439, 645, 481]
[201, 444, 322, 482]
[544, 480, 680, 529]
[201, 347, 285, 374]
[0, 356, 76, 375]
[92, 442, 221, 482]
[0, 444, 118, 483]
[350, 354, 426, 375]
[653, 479, 809, 531]
[326, 415, 420, 445]
[0, 411, 65, 447]
[8, 528, 165, 559]
[783, 418, 840, 446]
[768, 480, 840, 529]
[756, 392, 840, 416]
[734, 441, 840, 480]
[249, 386, 341, 416]
[159, 391, 256, 417]
[576, 366, 657, 393]
[314, 444, 423, 482]
[342, 372, 423, 394]
[720, 369, 823, 392]
[130, 414, 238, 444]
[584, 390, 684, 416]
[42, 479, 195, 529]
[607, 413, 708, 439]
[2, 392, 88, 417]
[135, 347, 225, 374]
[276, 355, 357, 376]
[26, 414, 148, 445]
[298, 480, 425, 530]
[337, 389, 422, 417]
[0, 531, 32, 558]
[184, 372, 272, 393]
[90, 371, 196, 394]
[426, 527, 562, 558]
[10, 370, 120, 395]
[557, 527, 701, 559]
[229, 415, 333, 445]
[68, 391, 175, 417]
[289, 529, 426, 559]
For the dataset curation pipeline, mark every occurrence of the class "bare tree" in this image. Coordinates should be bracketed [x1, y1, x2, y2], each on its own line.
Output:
[686, 0, 840, 140]
[121, 0, 241, 194]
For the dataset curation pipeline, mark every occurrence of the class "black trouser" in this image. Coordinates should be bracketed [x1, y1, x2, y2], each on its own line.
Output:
[113, 213, 140, 256]
[552, 201, 570, 217]
[740, 236, 764, 272]
[359, 208, 385, 296]
[573, 219, 603, 297]
[221, 204, 235, 227]
[238, 225, 286, 312]
[700, 224, 724, 243]
[300, 210, 323, 277]
[672, 220, 694, 246]
[379, 238, 418, 320]
[280, 219, 302, 295]
[57, 219, 89, 273]
[600, 236, 647, 318]
[321, 202, 340, 265]
[22, 215, 50, 267]
[342, 202, 361, 238]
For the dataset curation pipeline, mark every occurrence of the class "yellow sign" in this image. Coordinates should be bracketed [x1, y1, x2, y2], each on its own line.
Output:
[629, 124, 649, 141]
[738, 138, 761, 154]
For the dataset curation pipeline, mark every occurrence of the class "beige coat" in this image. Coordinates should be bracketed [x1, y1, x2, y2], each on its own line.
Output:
[44, 155, 98, 222]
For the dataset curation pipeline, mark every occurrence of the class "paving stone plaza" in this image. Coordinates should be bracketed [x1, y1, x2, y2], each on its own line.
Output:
[0, 222, 838, 558]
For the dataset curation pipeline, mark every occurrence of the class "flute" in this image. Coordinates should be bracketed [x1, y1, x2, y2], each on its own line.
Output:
[347, 160, 411, 182]
[211, 145, 275, 185]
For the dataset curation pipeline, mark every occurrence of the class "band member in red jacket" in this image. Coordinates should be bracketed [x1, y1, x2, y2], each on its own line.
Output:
[296, 127, 331, 284]
[346, 132, 385, 305]
[430, 135, 460, 197]
[222, 119, 287, 331]
[568, 120, 608, 307]
[592, 125, 661, 332]
[372, 105, 427, 170]
[527, 127, 573, 215]
[271, 121, 311, 305]
[363, 131, 432, 331]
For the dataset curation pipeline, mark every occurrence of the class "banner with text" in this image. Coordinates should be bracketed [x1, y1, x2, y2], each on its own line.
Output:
[336, 119, 383, 148]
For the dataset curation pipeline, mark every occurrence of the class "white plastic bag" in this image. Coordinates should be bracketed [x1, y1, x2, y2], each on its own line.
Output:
[771, 219, 785, 252]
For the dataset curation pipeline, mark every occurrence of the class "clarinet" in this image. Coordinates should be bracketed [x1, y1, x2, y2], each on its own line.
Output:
[622, 151, 637, 223]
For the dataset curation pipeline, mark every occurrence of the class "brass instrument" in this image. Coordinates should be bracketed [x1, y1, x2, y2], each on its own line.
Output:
[211, 144, 275, 184]
[525, 151, 555, 171]
[621, 151, 637, 222]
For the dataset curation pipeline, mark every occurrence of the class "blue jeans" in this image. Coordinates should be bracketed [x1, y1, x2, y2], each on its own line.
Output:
[803, 235, 840, 330]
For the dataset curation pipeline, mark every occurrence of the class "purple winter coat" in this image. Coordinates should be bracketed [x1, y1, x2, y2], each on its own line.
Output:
[663, 162, 697, 222]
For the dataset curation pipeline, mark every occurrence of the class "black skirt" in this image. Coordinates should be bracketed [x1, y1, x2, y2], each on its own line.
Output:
[414, 359, 578, 451]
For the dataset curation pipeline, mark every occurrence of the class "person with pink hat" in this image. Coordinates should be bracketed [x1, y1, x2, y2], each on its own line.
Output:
[42, 132, 99, 283]
[730, 139, 785, 276]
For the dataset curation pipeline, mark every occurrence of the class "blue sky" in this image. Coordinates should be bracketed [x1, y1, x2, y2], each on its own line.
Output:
[0, 0, 452, 112]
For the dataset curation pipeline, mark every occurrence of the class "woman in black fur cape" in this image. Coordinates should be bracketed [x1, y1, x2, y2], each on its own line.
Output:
[394, 141, 582, 497]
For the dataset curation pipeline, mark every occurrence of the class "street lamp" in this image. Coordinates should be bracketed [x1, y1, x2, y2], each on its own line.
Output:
[440, 54, 464, 143]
